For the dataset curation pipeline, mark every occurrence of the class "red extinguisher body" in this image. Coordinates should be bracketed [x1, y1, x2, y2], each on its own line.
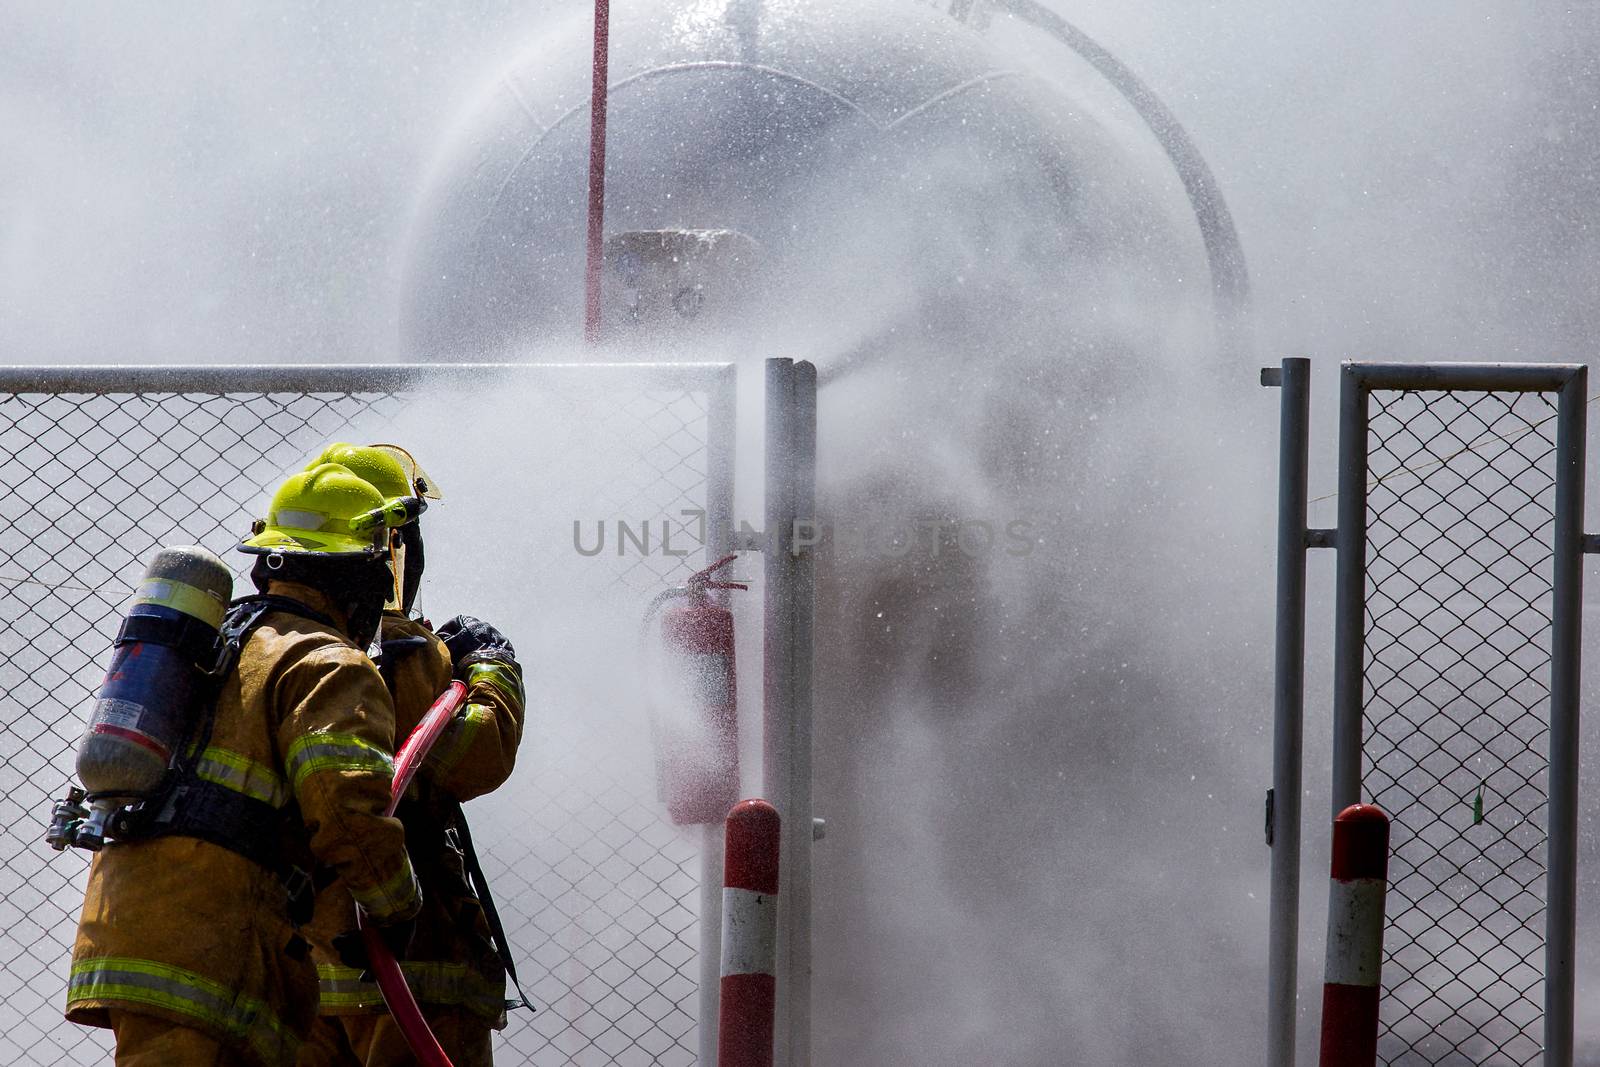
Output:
[655, 558, 743, 825]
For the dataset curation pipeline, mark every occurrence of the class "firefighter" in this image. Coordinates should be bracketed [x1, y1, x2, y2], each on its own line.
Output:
[293, 444, 526, 1067]
[65, 462, 424, 1067]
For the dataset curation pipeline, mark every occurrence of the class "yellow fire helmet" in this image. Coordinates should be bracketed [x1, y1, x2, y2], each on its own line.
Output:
[306, 442, 443, 503]
[302, 443, 441, 611]
[239, 463, 393, 557]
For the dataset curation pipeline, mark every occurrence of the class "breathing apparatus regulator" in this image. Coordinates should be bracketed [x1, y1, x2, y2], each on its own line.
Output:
[46, 458, 433, 855]
[642, 554, 747, 826]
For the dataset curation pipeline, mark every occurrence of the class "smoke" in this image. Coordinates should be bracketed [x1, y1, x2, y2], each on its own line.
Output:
[4, 2, 1600, 1065]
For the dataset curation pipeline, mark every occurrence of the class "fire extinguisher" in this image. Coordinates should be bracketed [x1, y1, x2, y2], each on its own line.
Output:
[643, 554, 746, 825]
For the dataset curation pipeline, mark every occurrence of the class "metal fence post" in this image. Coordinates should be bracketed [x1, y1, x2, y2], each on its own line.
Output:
[763, 358, 796, 1067]
[1546, 365, 1586, 1067]
[1331, 364, 1370, 816]
[763, 357, 816, 1067]
[1264, 357, 1314, 1067]
[701, 362, 740, 1067]
[792, 361, 816, 1067]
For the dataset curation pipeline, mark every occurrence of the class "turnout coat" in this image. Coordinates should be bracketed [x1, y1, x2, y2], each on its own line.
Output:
[66, 581, 421, 1067]
[305, 613, 525, 1026]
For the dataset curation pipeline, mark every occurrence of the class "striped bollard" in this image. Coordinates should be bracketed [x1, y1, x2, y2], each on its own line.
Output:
[1320, 804, 1390, 1067]
[720, 799, 781, 1067]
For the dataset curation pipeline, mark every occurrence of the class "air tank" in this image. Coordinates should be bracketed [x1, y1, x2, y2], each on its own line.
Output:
[72, 545, 233, 848]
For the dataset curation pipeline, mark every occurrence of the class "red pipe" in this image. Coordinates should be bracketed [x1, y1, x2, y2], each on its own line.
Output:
[719, 799, 780, 1067]
[357, 679, 469, 1067]
[1319, 803, 1390, 1067]
[584, 0, 611, 345]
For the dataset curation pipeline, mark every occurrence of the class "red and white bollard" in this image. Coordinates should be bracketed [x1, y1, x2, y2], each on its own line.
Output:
[1320, 803, 1390, 1067]
[719, 799, 780, 1067]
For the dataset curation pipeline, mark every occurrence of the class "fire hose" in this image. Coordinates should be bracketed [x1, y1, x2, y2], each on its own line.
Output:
[356, 677, 469, 1067]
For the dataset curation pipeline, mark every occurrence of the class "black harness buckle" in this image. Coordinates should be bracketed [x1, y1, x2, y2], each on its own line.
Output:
[281, 863, 312, 903]
[282, 863, 315, 926]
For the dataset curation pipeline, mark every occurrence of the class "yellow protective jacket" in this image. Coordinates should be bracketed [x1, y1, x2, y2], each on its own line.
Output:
[306, 613, 525, 1024]
[66, 581, 421, 1067]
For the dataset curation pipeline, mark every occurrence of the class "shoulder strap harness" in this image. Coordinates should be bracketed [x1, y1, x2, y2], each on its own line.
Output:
[115, 594, 338, 922]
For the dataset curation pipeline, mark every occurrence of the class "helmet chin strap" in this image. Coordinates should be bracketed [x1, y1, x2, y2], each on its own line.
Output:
[385, 530, 405, 613]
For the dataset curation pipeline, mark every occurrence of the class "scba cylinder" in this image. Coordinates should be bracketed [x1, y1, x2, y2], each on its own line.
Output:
[75, 546, 233, 834]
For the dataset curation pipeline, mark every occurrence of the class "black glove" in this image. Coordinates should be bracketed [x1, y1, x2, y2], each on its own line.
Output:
[332, 916, 416, 981]
[436, 615, 515, 673]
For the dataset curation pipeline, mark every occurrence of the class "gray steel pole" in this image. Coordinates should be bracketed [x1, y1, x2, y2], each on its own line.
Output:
[1342, 362, 1580, 392]
[0, 361, 736, 394]
[1265, 357, 1311, 1067]
[791, 360, 816, 1067]
[764, 358, 817, 1067]
[1330, 364, 1370, 815]
[764, 358, 795, 1067]
[1545, 366, 1586, 1067]
[699, 362, 739, 1067]
[700, 822, 725, 1067]
[704, 361, 738, 563]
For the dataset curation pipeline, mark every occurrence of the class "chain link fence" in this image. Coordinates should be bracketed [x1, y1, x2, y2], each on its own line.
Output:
[0, 364, 735, 1066]
[1361, 388, 1559, 1066]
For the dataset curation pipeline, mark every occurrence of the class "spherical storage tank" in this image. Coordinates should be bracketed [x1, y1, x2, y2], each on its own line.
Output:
[400, 0, 1239, 369]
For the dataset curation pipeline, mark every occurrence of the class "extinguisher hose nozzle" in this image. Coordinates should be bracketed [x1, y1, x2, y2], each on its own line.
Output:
[686, 553, 742, 588]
